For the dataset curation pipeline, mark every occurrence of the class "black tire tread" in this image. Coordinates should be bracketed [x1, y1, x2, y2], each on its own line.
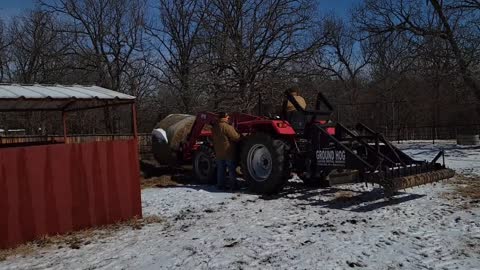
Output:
[193, 145, 216, 184]
[240, 133, 290, 194]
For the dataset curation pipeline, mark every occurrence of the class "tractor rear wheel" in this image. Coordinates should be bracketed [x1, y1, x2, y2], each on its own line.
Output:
[240, 133, 290, 194]
[193, 145, 216, 184]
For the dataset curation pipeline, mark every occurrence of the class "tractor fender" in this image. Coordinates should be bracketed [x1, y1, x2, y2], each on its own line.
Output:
[239, 120, 296, 135]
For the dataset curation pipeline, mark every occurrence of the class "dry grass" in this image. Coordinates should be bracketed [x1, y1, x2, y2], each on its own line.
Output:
[0, 215, 163, 261]
[141, 175, 180, 189]
[0, 244, 36, 261]
[442, 175, 480, 207]
[453, 175, 480, 200]
[334, 191, 357, 202]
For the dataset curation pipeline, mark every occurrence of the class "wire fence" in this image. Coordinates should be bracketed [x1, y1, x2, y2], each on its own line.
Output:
[0, 133, 153, 158]
[381, 125, 480, 143]
[0, 124, 478, 159]
[333, 101, 479, 142]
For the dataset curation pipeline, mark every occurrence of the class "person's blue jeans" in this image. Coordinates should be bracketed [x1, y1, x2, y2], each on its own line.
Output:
[216, 160, 236, 188]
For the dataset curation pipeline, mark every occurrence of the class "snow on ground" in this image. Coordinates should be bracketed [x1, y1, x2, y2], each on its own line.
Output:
[396, 140, 480, 177]
[1, 141, 480, 270]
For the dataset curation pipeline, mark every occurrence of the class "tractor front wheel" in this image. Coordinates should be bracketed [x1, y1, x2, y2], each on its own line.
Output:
[240, 133, 289, 194]
[193, 145, 217, 184]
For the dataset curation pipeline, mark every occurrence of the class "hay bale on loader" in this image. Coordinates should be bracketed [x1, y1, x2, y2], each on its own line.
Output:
[166, 116, 196, 150]
[154, 114, 192, 130]
[152, 114, 200, 165]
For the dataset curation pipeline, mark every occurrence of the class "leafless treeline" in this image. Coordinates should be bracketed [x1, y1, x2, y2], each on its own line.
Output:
[0, 0, 479, 134]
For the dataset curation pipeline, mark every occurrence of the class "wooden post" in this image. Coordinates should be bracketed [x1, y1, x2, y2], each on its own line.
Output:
[62, 111, 68, 143]
[131, 103, 138, 140]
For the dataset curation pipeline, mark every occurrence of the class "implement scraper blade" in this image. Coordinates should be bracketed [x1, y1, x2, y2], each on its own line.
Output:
[385, 168, 455, 196]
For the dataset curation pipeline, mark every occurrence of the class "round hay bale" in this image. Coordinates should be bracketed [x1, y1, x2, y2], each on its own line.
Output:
[152, 128, 168, 144]
[152, 114, 197, 165]
[154, 114, 192, 130]
[152, 114, 215, 165]
[152, 128, 175, 165]
[166, 116, 196, 150]
[457, 134, 480, 145]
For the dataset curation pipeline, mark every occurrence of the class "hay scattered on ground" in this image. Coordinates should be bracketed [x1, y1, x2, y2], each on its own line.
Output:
[453, 175, 480, 200]
[141, 175, 181, 189]
[443, 175, 480, 206]
[0, 215, 164, 261]
[0, 244, 35, 262]
[334, 191, 357, 202]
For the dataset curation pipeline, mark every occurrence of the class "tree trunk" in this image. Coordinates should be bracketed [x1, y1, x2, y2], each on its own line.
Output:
[429, 0, 480, 120]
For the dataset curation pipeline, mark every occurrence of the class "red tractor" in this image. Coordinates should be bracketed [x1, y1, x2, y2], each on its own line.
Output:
[155, 91, 454, 196]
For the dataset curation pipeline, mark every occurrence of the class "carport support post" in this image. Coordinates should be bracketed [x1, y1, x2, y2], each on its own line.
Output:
[62, 111, 68, 143]
[131, 103, 138, 140]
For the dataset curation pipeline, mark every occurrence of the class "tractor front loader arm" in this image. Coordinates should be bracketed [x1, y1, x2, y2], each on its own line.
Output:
[182, 112, 219, 161]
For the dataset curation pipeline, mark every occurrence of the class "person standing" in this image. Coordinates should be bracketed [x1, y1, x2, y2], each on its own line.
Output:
[212, 112, 241, 190]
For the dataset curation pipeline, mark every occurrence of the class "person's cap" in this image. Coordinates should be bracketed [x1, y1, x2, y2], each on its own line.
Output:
[218, 112, 229, 118]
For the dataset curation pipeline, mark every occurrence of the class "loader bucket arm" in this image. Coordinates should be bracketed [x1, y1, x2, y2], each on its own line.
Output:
[182, 112, 263, 161]
[182, 112, 219, 160]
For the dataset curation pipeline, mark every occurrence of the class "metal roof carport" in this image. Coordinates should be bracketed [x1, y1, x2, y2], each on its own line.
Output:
[0, 84, 142, 249]
[0, 84, 138, 141]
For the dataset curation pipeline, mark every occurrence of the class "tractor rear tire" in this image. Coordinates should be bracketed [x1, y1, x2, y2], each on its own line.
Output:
[240, 133, 290, 194]
[192, 145, 217, 184]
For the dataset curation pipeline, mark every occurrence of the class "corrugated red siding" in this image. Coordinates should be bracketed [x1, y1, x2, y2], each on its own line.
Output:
[0, 140, 142, 249]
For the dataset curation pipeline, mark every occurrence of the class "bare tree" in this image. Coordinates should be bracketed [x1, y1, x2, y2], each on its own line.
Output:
[453, 0, 480, 9]
[146, 0, 209, 113]
[41, 0, 148, 132]
[41, 0, 147, 92]
[0, 19, 11, 82]
[428, 0, 480, 108]
[7, 10, 70, 84]
[313, 16, 371, 104]
[355, 0, 480, 118]
[202, 0, 319, 112]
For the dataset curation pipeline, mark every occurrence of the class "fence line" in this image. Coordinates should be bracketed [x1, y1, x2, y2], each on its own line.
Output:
[0, 133, 153, 157]
[0, 124, 478, 157]
[382, 125, 480, 143]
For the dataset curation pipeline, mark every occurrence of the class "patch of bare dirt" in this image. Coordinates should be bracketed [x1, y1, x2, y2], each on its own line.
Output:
[0, 215, 163, 261]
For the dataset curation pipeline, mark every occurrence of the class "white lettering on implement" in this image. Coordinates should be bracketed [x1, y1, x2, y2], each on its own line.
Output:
[316, 150, 346, 166]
